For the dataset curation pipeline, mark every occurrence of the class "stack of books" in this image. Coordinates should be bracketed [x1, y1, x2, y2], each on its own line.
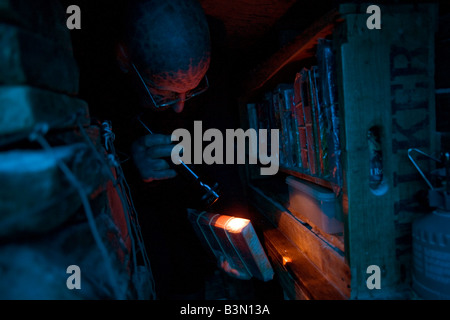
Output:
[247, 39, 343, 192]
[187, 209, 274, 282]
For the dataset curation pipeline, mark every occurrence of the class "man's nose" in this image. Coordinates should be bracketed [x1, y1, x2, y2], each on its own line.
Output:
[172, 94, 186, 113]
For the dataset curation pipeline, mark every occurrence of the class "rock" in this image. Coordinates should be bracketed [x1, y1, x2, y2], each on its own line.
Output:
[0, 25, 79, 94]
[0, 0, 72, 50]
[0, 86, 89, 136]
[0, 244, 86, 299]
[0, 143, 109, 239]
[0, 207, 132, 299]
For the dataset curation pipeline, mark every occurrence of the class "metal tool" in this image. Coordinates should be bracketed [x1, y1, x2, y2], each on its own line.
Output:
[408, 148, 450, 211]
[137, 116, 219, 210]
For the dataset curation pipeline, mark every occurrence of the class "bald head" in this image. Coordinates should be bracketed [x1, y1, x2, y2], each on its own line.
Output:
[124, 0, 211, 87]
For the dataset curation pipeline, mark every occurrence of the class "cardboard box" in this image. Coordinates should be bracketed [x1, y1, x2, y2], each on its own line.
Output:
[286, 176, 343, 234]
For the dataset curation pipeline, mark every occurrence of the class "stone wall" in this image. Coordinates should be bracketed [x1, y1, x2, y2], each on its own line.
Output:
[0, 0, 150, 299]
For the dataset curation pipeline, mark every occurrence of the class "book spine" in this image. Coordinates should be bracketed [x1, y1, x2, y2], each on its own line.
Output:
[272, 90, 287, 167]
[310, 66, 325, 177]
[300, 68, 316, 175]
[312, 66, 330, 178]
[281, 86, 294, 167]
[247, 103, 258, 131]
[210, 216, 251, 278]
[298, 125, 309, 171]
[278, 86, 293, 168]
[294, 72, 308, 170]
[284, 87, 301, 169]
[269, 91, 282, 130]
[317, 39, 342, 192]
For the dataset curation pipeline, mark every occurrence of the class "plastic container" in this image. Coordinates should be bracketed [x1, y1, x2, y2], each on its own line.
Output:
[412, 210, 450, 300]
[286, 176, 343, 234]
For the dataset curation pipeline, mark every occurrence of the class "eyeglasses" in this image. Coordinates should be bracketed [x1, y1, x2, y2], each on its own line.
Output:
[131, 63, 209, 110]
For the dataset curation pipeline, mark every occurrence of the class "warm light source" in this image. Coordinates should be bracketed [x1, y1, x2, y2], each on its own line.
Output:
[188, 210, 274, 282]
[225, 217, 250, 233]
[282, 256, 292, 266]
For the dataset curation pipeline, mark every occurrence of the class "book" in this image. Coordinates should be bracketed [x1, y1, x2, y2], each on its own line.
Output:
[312, 65, 330, 178]
[187, 209, 274, 282]
[298, 126, 309, 170]
[246, 103, 258, 132]
[268, 91, 281, 132]
[294, 72, 303, 108]
[307, 69, 321, 176]
[273, 85, 290, 167]
[300, 68, 317, 175]
[276, 84, 297, 168]
[310, 66, 326, 176]
[294, 72, 308, 170]
[256, 100, 270, 133]
[263, 92, 276, 163]
[282, 86, 301, 168]
[317, 39, 342, 193]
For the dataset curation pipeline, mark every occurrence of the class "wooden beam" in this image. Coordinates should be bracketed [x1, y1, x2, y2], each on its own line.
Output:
[248, 183, 351, 298]
[258, 214, 347, 300]
[241, 9, 339, 97]
[334, 3, 438, 299]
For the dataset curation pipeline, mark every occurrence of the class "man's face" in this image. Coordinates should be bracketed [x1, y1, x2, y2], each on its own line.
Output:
[134, 59, 209, 113]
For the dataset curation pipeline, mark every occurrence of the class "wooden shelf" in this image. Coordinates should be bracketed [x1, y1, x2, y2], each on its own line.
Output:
[279, 166, 337, 191]
[239, 3, 438, 299]
[260, 220, 348, 300]
[241, 9, 340, 98]
[247, 182, 350, 297]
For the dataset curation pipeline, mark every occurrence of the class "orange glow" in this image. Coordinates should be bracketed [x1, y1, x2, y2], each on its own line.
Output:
[282, 256, 292, 266]
[225, 217, 250, 233]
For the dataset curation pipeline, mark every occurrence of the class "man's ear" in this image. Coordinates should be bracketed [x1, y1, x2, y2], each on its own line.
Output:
[116, 43, 130, 73]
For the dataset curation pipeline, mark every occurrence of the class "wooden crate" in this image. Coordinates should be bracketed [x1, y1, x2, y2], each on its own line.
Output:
[334, 3, 438, 299]
[239, 3, 438, 299]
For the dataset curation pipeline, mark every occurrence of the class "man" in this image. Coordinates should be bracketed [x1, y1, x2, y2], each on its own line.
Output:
[115, 0, 211, 184]
[113, 0, 215, 299]
[73, 0, 251, 299]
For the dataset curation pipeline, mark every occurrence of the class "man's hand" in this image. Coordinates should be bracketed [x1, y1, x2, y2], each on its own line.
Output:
[218, 255, 252, 280]
[131, 134, 177, 182]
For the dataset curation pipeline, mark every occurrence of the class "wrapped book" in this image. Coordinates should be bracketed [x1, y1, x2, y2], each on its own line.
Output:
[187, 209, 274, 282]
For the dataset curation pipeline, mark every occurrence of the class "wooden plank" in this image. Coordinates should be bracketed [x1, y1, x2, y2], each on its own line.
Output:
[250, 177, 345, 250]
[0, 86, 89, 136]
[248, 183, 351, 297]
[241, 9, 339, 97]
[259, 215, 347, 300]
[199, 0, 298, 48]
[280, 166, 335, 190]
[334, 3, 438, 299]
